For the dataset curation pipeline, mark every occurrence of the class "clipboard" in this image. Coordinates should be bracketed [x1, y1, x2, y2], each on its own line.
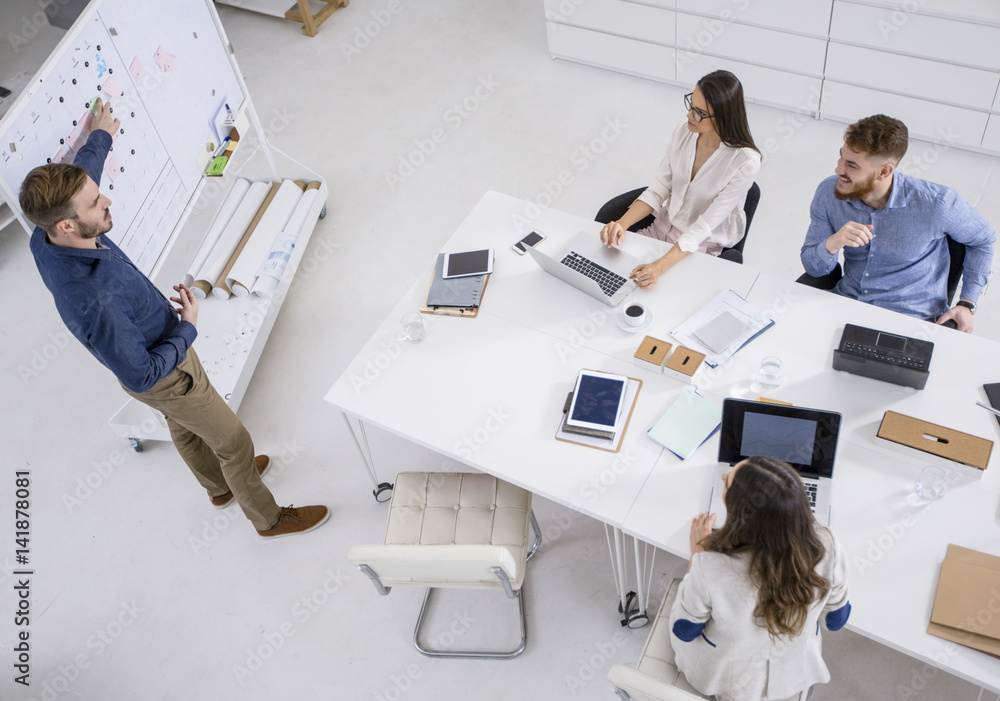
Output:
[555, 372, 642, 453]
[420, 255, 491, 318]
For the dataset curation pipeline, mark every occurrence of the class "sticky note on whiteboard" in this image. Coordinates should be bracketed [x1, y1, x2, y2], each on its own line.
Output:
[129, 57, 143, 80]
[153, 46, 175, 73]
[104, 155, 120, 182]
[51, 145, 71, 164]
[66, 125, 86, 152]
[100, 75, 125, 98]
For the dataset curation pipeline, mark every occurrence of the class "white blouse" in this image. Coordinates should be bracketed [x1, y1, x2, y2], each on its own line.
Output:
[637, 121, 761, 254]
[669, 527, 850, 701]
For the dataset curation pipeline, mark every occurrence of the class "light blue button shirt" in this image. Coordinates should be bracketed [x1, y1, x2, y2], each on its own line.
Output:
[801, 173, 995, 320]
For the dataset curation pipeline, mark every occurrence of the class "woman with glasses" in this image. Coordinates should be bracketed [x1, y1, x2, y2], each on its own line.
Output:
[599, 70, 761, 288]
[670, 456, 851, 701]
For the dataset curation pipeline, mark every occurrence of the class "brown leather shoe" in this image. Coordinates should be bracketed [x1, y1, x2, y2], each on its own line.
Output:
[257, 505, 330, 539]
[209, 455, 272, 508]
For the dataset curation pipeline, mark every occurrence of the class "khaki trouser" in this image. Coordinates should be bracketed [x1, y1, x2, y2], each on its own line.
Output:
[123, 347, 280, 531]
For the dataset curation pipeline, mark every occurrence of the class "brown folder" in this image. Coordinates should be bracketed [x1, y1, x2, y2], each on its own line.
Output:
[928, 544, 1000, 658]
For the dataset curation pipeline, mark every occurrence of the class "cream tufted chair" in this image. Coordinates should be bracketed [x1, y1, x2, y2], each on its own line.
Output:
[348, 472, 540, 659]
[608, 578, 712, 700]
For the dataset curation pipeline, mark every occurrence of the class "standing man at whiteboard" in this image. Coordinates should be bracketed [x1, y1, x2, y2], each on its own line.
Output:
[19, 98, 329, 540]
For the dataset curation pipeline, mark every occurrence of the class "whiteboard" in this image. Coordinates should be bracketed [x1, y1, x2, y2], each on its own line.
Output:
[0, 0, 246, 275]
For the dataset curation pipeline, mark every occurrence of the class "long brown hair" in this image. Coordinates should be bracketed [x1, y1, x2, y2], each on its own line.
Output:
[700, 455, 830, 639]
[697, 70, 759, 154]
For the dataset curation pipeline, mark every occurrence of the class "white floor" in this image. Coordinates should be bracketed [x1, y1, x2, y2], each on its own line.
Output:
[2, 2, 1000, 700]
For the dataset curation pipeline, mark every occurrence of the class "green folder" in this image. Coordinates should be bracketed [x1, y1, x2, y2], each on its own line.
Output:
[647, 388, 722, 460]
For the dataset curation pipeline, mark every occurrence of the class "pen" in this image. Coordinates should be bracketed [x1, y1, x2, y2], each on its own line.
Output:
[975, 401, 1000, 419]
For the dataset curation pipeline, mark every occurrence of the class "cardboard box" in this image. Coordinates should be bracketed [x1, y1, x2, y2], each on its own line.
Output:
[928, 544, 1000, 658]
[633, 336, 672, 374]
[662, 346, 705, 384]
[877, 410, 993, 471]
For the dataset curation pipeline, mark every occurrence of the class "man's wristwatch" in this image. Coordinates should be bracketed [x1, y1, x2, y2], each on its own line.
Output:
[956, 300, 977, 314]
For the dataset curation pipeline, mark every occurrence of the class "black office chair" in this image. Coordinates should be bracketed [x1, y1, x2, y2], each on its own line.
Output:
[594, 183, 760, 265]
[795, 235, 966, 306]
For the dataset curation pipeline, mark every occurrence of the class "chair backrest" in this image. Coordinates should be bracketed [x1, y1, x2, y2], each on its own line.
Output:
[945, 235, 965, 305]
[596, 182, 761, 253]
[732, 181, 761, 255]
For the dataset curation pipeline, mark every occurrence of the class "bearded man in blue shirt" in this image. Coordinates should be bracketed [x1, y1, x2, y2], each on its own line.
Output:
[19, 98, 328, 539]
[800, 114, 994, 333]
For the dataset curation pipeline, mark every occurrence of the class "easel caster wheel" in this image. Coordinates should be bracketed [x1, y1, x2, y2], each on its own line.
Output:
[128, 438, 143, 452]
[625, 613, 649, 629]
[319, 204, 327, 219]
[373, 482, 393, 502]
[618, 590, 637, 615]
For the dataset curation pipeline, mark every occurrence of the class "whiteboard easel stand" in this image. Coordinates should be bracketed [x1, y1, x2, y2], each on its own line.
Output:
[0, 0, 328, 452]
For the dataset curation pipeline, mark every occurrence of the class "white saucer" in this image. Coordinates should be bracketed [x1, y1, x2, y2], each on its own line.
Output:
[617, 310, 653, 333]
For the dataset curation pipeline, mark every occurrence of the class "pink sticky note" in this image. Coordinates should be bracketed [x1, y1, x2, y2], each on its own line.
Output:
[104, 155, 120, 182]
[153, 46, 175, 73]
[100, 75, 125, 98]
[77, 108, 93, 133]
[66, 126, 85, 152]
[51, 145, 71, 164]
[129, 57, 143, 81]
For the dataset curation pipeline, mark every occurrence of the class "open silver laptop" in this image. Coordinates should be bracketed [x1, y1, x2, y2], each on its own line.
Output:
[525, 231, 640, 306]
[707, 399, 842, 527]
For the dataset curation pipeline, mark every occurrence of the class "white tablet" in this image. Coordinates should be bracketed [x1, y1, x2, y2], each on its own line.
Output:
[443, 249, 494, 279]
[567, 370, 628, 432]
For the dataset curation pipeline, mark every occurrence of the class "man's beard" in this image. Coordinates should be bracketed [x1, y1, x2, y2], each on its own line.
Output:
[833, 173, 876, 202]
[77, 213, 112, 239]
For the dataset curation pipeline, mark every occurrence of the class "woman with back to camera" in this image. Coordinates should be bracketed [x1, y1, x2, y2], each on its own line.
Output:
[670, 455, 851, 701]
[600, 70, 760, 288]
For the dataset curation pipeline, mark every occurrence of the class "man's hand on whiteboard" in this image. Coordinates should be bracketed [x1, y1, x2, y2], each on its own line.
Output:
[171, 284, 199, 328]
[88, 97, 120, 138]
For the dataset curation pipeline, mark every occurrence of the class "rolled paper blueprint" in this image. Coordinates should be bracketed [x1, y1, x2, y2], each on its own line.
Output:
[183, 178, 250, 288]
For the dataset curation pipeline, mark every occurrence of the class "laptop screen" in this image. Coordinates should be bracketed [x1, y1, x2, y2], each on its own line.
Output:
[718, 399, 841, 478]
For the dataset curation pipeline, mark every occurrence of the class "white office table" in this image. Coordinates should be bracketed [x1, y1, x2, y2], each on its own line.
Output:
[622, 268, 1000, 693]
[324, 190, 759, 618]
[325, 191, 1000, 692]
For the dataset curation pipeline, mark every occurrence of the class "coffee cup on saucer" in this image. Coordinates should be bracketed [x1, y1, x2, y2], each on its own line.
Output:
[623, 302, 647, 327]
[617, 300, 652, 333]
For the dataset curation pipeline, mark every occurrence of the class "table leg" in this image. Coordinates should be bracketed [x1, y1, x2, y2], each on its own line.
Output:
[343, 414, 393, 502]
[605, 526, 650, 628]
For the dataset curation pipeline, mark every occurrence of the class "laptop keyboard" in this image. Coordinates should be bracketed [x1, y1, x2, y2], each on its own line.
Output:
[804, 481, 818, 510]
[561, 251, 628, 297]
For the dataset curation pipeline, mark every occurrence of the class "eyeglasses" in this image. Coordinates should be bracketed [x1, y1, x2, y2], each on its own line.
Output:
[684, 93, 714, 123]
